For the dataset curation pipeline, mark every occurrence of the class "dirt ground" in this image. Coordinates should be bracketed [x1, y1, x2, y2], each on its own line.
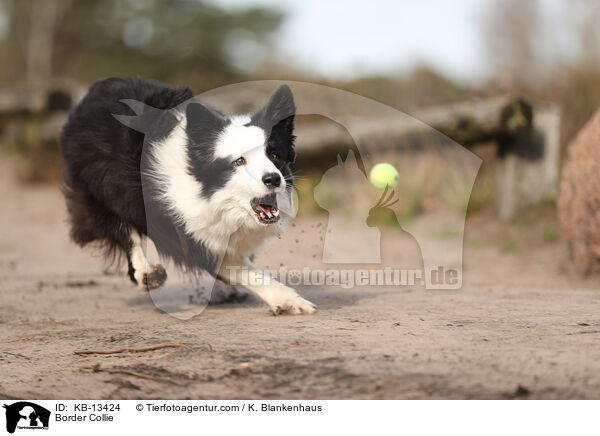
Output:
[2, 162, 600, 400]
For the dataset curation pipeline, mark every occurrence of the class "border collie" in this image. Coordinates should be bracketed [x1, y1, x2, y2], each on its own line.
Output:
[60, 78, 316, 315]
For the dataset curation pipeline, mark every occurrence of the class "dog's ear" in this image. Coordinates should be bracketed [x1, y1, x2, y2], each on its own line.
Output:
[257, 84, 296, 125]
[253, 85, 296, 131]
[186, 102, 226, 144]
[254, 85, 296, 161]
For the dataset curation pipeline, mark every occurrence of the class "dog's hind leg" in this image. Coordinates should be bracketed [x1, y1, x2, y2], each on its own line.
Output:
[129, 231, 167, 291]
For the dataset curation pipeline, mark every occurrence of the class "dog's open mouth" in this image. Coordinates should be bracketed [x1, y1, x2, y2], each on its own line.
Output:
[251, 193, 280, 224]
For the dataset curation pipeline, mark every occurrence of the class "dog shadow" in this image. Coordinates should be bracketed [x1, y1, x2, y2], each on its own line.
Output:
[297, 286, 373, 310]
[126, 278, 370, 318]
[125, 276, 255, 319]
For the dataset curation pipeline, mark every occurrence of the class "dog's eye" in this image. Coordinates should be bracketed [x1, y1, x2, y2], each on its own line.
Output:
[269, 153, 278, 162]
[233, 157, 246, 167]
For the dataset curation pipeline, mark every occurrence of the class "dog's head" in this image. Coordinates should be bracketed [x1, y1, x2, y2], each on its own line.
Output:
[185, 84, 296, 228]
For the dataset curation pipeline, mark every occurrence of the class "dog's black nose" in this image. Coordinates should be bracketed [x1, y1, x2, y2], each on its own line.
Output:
[262, 172, 281, 188]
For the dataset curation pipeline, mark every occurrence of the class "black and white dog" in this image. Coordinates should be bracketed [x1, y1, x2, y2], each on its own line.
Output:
[60, 78, 316, 315]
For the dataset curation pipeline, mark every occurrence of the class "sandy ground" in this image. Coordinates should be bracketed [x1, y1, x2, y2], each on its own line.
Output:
[2, 163, 600, 400]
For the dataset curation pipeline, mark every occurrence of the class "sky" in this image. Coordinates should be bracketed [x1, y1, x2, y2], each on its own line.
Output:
[0, 0, 576, 85]
[214, 0, 488, 83]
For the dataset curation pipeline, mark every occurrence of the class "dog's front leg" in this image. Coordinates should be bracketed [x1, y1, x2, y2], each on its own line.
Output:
[129, 231, 167, 291]
[219, 257, 317, 315]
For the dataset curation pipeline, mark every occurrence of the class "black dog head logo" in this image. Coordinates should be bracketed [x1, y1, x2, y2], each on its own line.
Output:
[3, 402, 50, 434]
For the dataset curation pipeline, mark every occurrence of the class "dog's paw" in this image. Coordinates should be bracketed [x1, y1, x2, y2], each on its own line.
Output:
[269, 293, 317, 315]
[142, 264, 167, 291]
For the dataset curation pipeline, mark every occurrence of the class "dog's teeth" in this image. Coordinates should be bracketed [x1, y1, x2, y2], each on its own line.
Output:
[273, 209, 279, 217]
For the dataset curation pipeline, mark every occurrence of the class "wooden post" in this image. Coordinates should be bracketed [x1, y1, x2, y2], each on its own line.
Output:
[493, 104, 561, 218]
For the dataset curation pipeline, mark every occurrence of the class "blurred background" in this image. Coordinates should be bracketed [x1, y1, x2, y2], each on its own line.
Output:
[5, 1, 600, 401]
[1, 0, 600, 265]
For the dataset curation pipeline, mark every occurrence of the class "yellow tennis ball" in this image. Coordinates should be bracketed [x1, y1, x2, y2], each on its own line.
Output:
[369, 163, 399, 190]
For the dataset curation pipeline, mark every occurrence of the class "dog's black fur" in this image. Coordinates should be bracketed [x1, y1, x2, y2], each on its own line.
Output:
[60, 78, 194, 280]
